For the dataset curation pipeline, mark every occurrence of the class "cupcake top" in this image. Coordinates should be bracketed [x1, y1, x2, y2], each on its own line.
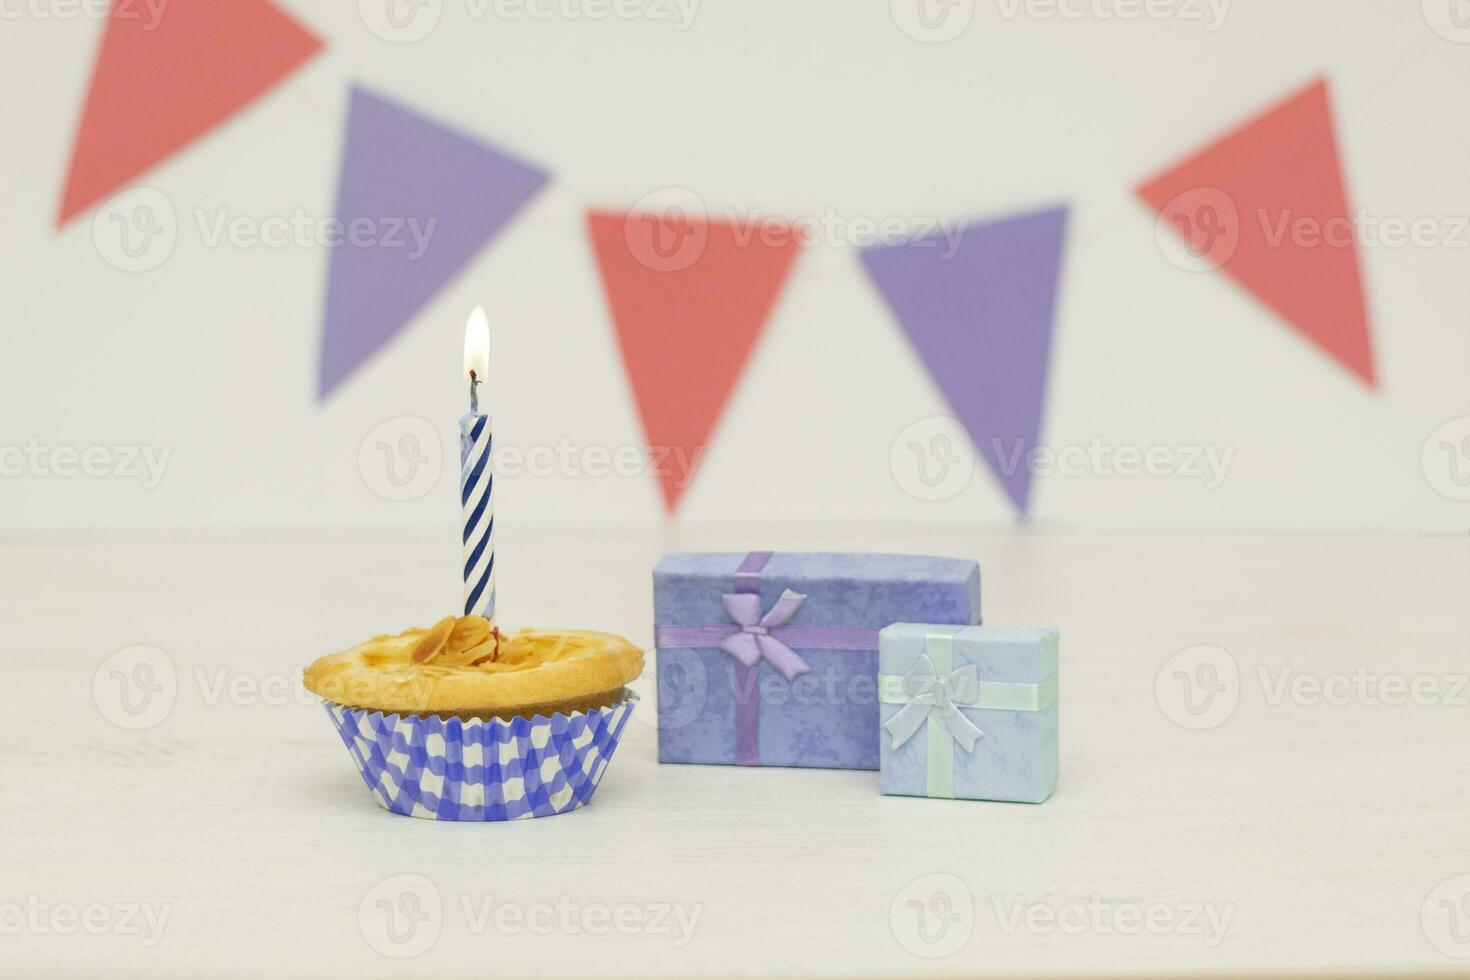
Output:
[303, 616, 644, 716]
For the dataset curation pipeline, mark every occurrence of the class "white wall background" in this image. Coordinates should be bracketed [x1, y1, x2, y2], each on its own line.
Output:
[1, 0, 1467, 532]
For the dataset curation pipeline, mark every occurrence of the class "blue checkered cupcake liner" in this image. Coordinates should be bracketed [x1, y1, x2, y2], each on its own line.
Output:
[322, 692, 637, 821]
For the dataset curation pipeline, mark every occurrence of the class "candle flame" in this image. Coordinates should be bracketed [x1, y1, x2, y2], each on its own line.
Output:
[463, 305, 490, 380]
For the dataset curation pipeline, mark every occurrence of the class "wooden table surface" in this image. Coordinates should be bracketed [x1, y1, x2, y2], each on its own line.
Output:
[4, 527, 1467, 977]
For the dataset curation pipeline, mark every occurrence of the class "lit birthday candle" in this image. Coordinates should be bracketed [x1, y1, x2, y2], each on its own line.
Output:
[460, 306, 495, 626]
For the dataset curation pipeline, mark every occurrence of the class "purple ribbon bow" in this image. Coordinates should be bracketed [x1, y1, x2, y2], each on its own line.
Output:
[718, 590, 812, 682]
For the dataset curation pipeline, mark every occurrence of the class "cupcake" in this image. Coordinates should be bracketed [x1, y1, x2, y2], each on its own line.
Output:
[305, 616, 643, 821]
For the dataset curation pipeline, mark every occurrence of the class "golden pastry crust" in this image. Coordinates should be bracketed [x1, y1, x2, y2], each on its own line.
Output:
[304, 624, 644, 717]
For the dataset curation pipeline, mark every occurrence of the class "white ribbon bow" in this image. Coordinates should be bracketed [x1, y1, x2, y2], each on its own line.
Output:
[883, 655, 984, 752]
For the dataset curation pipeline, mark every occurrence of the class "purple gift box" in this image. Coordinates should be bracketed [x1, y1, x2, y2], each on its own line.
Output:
[653, 552, 981, 769]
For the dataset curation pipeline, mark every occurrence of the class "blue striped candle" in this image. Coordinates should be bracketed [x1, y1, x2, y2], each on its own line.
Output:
[461, 306, 495, 622]
[460, 412, 494, 619]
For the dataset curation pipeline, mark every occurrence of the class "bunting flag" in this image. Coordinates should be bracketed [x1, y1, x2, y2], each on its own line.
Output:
[588, 210, 803, 513]
[54, 9, 1382, 515]
[861, 206, 1069, 516]
[318, 87, 550, 399]
[1137, 77, 1376, 387]
[57, 0, 322, 225]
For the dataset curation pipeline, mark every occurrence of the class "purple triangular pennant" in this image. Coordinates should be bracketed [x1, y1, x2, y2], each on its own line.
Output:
[861, 206, 1068, 515]
[318, 86, 550, 399]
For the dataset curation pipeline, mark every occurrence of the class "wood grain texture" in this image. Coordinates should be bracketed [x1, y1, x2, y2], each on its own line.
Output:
[2, 528, 1466, 977]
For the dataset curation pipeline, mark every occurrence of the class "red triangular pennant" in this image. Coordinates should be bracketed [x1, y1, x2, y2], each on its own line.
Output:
[588, 209, 802, 513]
[58, 0, 322, 225]
[1138, 78, 1375, 387]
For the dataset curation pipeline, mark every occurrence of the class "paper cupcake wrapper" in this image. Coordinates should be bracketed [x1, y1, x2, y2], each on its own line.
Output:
[323, 693, 637, 821]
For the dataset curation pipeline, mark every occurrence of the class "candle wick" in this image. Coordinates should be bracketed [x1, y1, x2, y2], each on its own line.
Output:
[468, 370, 480, 415]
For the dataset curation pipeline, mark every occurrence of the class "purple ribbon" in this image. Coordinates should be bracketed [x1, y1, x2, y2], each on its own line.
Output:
[654, 623, 878, 652]
[653, 551, 879, 766]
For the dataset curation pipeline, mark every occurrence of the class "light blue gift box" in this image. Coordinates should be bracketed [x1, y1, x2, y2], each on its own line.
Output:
[879, 624, 1058, 803]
